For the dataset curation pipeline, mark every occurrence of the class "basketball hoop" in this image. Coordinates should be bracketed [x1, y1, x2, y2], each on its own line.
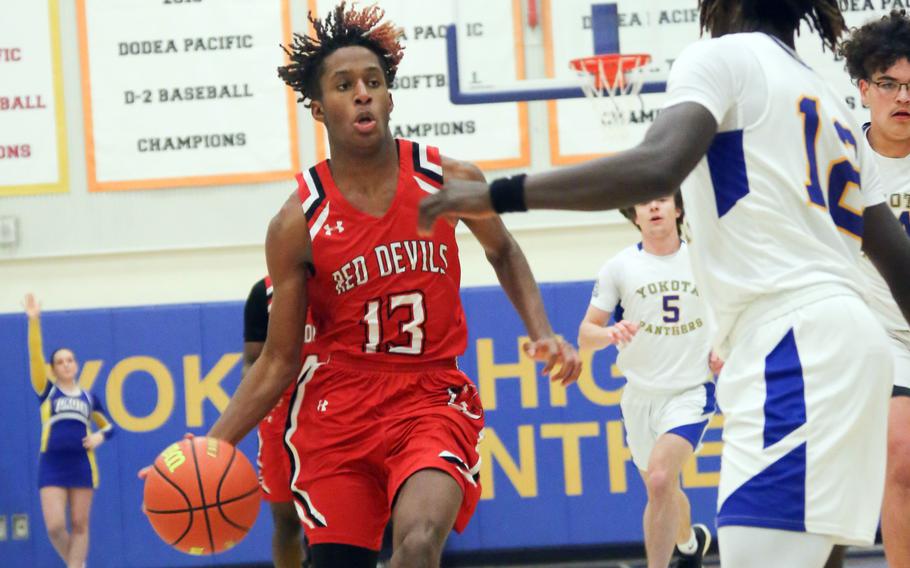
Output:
[569, 53, 652, 127]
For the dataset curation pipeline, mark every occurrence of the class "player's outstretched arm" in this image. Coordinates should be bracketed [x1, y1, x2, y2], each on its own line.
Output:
[863, 203, 910, 325]
[23, 293, 50, 395]
[442, 157, 582, 385]
[578, 305, 638, 351]
[418, 103, 717, 232]
[209, 195, 313, 446]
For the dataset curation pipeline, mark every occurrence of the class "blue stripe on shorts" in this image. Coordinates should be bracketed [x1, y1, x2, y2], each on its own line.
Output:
[667, 419, 710, 451]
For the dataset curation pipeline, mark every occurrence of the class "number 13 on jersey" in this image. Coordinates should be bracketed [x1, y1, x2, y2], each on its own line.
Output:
[361, 292, 426, 355]
[799, 96, 864, 239]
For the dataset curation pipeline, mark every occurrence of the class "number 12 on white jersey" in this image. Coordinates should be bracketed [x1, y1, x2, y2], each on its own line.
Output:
[799, 96, 864, 239]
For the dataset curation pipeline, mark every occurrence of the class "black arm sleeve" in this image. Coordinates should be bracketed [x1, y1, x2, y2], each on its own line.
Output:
[243, 278, 270, 342]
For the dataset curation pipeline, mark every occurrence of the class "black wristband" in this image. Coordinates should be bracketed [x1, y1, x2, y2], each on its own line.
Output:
[489, 174, 528, 213]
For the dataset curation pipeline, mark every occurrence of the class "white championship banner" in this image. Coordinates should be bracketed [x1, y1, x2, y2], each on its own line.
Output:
[77, 0, 299, 191]
[311, 0, 529, 171]
[0, 0, 67, 196]
[544, 0, 698, 165]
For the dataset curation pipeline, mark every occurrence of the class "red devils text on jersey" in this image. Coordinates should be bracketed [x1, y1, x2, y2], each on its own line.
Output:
[296, 139, 467, 365]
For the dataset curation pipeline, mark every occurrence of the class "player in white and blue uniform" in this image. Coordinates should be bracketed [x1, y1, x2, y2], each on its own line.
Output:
[24, 294, 114, 568]
[578, 193, 714, 568]
[841, 13, 910, 566]
[418, 2, 910, 566]
[663, 28, 894, 564]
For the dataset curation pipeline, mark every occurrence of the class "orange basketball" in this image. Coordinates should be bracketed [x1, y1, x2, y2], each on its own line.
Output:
[143, 436, 260, 555]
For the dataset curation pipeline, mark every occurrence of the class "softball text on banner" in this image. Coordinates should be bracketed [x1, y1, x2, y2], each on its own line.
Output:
[310, 0, 530, 171]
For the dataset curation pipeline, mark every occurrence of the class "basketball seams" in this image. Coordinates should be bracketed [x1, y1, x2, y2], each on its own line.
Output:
[151, 462, 193, 509]
[145, 485, 261, 515]
[189, 439, 216, 554]
[215, 445, 236, 505]
[213, 445, 257, 531]
[144, 437, 260, 553]
[150, 463, 194, 546]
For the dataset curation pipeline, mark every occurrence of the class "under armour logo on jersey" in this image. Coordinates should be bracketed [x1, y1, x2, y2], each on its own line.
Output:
[316, 399, 328, 412]
[323, 221, 344, 236]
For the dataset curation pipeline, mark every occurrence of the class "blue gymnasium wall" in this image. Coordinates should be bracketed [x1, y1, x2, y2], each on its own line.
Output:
[0, 282, 722, 567]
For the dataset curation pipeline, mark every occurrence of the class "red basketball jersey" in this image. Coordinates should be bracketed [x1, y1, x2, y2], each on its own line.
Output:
[296, 139, 467, 365]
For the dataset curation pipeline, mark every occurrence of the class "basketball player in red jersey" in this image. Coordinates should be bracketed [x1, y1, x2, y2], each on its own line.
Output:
[208, 4, 581, 568]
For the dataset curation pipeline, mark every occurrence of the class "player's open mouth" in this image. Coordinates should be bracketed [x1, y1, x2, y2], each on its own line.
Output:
[354, 112, 377, 133]
[892, 109, 910, 120]
[650, 216, 662, 222]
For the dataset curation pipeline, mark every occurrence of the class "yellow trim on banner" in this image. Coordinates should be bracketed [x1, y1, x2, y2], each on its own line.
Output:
[497, 0, 530, 171]
[283, 0, 301, 178]
[0, 0, 69, 197]
[543, 0, 619, 166]
[310, 0, 328, 164]
[76, 0, 300, 192]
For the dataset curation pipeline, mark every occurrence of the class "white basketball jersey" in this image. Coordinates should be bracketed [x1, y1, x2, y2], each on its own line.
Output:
[664, 33, 886, 351]
[857, 125, 910, 334]
[590, 241, 712, 393]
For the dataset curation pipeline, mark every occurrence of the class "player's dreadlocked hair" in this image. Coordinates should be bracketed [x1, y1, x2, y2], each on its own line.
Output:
[841, 10, 910, 82]
[698, 0, 845, 52]
[620, 192, 685, 235]
[278, 2, 404, 107]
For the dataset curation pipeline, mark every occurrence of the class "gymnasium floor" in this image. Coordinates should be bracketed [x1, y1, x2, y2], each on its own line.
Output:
[531, 555, 888, 568]
[459, 556, 888, 567]
[443, 546, 889, 567]
[467, 550, 889, 567]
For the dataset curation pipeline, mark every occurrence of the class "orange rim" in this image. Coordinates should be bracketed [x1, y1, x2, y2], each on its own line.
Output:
[569, 53, 651, 90]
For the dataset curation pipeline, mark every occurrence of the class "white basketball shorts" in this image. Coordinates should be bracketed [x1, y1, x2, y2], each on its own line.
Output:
[716, 294, 892, 546]
[620, 381, 716, 471]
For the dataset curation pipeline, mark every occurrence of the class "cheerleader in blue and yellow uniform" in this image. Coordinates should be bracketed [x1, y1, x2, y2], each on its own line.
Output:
[25, 293, 114, 568]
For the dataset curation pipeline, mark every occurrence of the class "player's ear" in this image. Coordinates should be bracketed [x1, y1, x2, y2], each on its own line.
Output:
[310, 100, 325, 124]
[388, 92, 394, 114]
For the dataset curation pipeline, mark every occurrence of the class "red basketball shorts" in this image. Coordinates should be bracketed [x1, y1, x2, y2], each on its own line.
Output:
[285, 357, 485, 550]
[257, 391, 293, 503]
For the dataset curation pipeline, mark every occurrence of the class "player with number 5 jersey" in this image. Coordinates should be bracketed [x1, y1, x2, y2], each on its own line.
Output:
[208, 4, 581, 568]
[579, 194, 716, 568]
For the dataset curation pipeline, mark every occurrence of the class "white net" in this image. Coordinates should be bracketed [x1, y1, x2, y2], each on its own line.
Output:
[572, 55, 651, 127]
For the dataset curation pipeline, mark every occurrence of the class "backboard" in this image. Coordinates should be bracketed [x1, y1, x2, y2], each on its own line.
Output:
[452, 1, 893, 164]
